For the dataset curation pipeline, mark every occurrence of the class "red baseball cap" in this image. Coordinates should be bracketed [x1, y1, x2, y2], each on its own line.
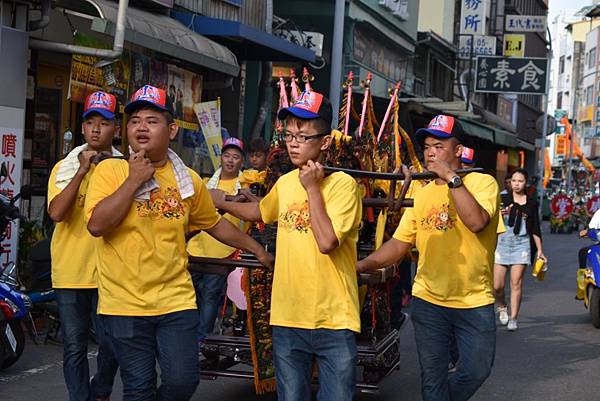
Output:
[125, 85, 171, 115]
[461, 146, 475, 164]
[416, 115, 465, 145]
[221, 137, 244, 153]
[83, 91, 117, 120]
[277, 90, 333, 126]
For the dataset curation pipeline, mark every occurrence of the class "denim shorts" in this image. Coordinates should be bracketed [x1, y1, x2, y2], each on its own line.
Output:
[495, 231, 530, 265]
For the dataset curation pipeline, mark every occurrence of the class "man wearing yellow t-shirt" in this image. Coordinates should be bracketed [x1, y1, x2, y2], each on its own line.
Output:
[358, 115, 500, 401]
[187, 137, 248, 342]
[47, 91, 119, 401]
[84, 85, 273, 401]
[214, 90, 362, 401]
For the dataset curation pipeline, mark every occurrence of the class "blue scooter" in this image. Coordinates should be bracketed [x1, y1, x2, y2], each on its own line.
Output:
[0, 189, 31, 370]
[576, 228, 600, 328]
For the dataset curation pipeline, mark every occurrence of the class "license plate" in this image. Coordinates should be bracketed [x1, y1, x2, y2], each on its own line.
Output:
[5, 323, 17, 353]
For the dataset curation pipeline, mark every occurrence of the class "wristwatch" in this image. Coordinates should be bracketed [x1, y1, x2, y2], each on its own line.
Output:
[447, 175, 463, 189]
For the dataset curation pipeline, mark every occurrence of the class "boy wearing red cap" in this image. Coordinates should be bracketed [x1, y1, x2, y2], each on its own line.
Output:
[357, 115, 501, 401]
[47, 91, 120, 401]
[214, 90, 362, 401]
[84, 85, 273, 401]
[187, 137, 248, 343]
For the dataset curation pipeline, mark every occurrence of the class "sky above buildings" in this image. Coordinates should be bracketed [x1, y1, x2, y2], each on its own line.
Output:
[549, 0, 595, 22]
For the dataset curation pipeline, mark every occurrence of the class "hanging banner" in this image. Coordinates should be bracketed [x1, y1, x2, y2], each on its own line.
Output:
[194, 100, 222, 170]
[68, 32, 130, 109]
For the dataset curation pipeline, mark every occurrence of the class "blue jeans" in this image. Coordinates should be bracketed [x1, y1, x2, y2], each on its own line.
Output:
[55, 289, 118, 401]
[272, 326, 357, 401]
[191, 272, 226, 340]
[101, 310, 199, 401]
[411, 297, 496, 401]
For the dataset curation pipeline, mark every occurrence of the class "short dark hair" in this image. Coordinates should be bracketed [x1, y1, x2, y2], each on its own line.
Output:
[128, 104, 174, 125]
[249, 138, 268, 154]
[510, 168, 528, 181]
[284, 115, 330, 135]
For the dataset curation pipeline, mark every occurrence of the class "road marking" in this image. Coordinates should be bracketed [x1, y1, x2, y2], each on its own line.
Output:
[0, 351, 98, 384]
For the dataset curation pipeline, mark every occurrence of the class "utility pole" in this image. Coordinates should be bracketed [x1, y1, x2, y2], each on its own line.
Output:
[538, 43, 552, 210]
[329, 0, 345, 128]
[567, 41, 583, 192]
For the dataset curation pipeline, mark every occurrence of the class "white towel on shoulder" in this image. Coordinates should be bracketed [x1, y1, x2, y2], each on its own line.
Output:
[132, 148, 195, 201]
[55, 144, 123, 190]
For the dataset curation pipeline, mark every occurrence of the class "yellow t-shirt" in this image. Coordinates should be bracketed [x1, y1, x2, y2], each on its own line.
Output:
[84, 159, 221, 316]
[187, 178, 249, 258]
[259, 170, 362, 332]
[393, 173, 500, 308]
[47, 161, 98, 288]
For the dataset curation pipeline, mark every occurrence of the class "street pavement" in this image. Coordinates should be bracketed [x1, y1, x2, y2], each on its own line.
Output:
[2, 223, 600, 400]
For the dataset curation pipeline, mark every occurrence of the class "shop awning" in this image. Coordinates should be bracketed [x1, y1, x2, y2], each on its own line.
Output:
[66, 0, 240, 76]
[171, 12, 316, 63]
[458, 119, 495, 143]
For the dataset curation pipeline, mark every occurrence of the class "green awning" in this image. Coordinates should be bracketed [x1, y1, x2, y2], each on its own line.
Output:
[458, 119, 495, 142]
[493, 128, 519, 147]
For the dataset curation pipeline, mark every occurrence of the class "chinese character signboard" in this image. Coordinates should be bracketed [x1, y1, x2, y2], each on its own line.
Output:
[503, 34, 525, 57]
[460, 0, 486, 35]
[475, 56, 548, 94]
[458, 35, 496, 59]
[505, 15, 547, 32]
[0, 122, 24, 271]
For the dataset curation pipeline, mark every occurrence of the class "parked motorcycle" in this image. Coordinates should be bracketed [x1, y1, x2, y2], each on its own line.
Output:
[576, 228, 600, 328]
[0, 188, 30, 370]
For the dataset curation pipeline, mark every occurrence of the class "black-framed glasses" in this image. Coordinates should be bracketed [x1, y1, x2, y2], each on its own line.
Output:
[281, 131, 330, 143]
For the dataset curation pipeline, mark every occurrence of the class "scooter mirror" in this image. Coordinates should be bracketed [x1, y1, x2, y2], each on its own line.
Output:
[0, 162, 7, 178]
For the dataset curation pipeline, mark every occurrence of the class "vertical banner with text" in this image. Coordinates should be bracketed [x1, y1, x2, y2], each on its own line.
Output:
[194, 100, 223, 170]
[460, 0, 486, 36]
[0, 107, 25, 270]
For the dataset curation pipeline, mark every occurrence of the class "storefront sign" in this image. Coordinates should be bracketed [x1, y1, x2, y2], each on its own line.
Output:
[194, 100, 223, 170]
[458, 35, 496, 59]
[0, 120, 24, 270]
[505, 15, 547, 32]
[555, 134, 567, 155]
[460, 0, 486, 36]
[503, 34, 525, 58]
[551, 194, 574, 218]
[475, 56, 548, 94]
[352, 25, 408, 83]
[273, 30, 324, 58]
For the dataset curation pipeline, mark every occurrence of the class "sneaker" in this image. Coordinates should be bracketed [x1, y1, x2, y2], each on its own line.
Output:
[497, 306, 509, 326]
[507, 319, 518, 331]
